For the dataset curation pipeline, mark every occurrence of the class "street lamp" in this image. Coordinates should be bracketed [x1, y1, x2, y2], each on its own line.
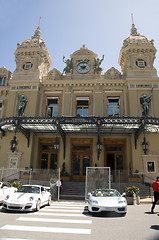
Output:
[97, 136, 102, 160]
[53, 137, 60, 151]
[142, 136, 149, 155]
[10, 135, 17, 153]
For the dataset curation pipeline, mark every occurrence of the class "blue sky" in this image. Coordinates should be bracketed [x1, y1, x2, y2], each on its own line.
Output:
[1, 0, 159, 75]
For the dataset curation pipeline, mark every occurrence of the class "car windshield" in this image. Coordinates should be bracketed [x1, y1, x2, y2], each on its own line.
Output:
[92, 189, 121, 197]
[18, 186, 40, 194]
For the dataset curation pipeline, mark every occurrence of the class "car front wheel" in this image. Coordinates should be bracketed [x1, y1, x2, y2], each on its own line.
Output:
[36, 199, 41, 211]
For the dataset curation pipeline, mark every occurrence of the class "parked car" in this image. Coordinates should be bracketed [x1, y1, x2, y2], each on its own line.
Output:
[0, 182, 17, 203]
[88, 189, 127, 215]
[2, 184, 51, 212]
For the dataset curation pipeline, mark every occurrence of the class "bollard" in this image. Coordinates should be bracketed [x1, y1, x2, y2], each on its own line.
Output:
[133, 193, 136, 205]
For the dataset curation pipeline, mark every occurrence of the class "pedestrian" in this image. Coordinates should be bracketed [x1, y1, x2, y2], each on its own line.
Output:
[151, 176, 159, 213]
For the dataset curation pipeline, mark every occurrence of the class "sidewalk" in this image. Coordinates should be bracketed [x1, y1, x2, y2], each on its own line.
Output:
[140, 197, 153, 204]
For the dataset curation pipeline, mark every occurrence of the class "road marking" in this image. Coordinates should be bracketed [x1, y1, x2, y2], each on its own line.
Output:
[47, 206, 85, 209]
[40, 208, 83, 212]
[0, 239, 33, 240]
[17, 217, 92, 224]
[51, 203, 86, 207]
[31, 212, 88, 217]
[1, 225, 91, 234]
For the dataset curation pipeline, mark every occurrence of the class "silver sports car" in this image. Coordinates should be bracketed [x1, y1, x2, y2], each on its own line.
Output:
[88, 189, 127, 215]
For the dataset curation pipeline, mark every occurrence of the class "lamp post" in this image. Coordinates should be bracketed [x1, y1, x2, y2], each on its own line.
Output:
[97, 136, 102, 160]
[10, 135, 17, 153]
[142, 136, 149, 155]
[53, 137, 60, 151]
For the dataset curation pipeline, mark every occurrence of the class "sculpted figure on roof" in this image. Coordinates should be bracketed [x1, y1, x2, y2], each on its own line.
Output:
[93, 55, 104, 73]
[63, 56, 73, 74]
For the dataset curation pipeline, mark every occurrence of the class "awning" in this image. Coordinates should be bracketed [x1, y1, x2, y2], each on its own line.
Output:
[1, 116, 159, 159]
[1, 116, 159, 135]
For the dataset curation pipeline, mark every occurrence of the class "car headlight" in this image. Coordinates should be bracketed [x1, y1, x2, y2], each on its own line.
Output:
[5, 195, 10, 200]
[89, 199, 98, 204]
[118, 200, 126, 204]
[29, 196, 34, 201]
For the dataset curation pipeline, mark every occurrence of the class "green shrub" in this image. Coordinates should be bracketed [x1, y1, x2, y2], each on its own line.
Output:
[12, 181, 22, 189]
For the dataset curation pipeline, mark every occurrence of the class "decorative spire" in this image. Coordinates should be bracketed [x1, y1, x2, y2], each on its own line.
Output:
[130, 13, 138, 35]
[34, 16, 41, 38]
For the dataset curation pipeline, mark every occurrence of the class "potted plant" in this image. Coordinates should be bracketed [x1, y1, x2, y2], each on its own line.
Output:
[60, 163, 70, 181]
[125, 185, 140, 205]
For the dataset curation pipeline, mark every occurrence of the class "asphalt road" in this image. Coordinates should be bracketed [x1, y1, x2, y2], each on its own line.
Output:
[0, 201, 159, 240]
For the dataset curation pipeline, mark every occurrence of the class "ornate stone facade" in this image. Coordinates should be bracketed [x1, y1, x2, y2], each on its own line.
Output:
[0, 22, 159, 182]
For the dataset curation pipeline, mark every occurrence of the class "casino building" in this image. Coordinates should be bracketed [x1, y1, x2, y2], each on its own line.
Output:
[0, 21, 159, 182]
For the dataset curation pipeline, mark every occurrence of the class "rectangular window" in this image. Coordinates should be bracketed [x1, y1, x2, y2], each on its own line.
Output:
[0, 77, 6, 86]
[46, 98, 58, 117]
[147, 161, 155, 172]
[76, 100, 89, 117]
[107, 97, 120, 117]
[3, 77, 6, 86]
[9, 158, 18, 169]
[0, 102, 3, 118]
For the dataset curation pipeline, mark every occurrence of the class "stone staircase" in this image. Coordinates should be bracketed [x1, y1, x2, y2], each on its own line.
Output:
[60, 181, 152, 200]
[60, 181, 85, 200]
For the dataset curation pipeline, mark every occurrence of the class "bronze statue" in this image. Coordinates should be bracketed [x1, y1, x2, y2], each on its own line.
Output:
[18, 94, 28, 117]
[94, 55, 104, 73]
[63, 56, 73, 74]
[140, 87, 153, 117]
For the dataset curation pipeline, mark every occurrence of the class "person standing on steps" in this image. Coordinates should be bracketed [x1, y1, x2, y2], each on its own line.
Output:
[151, 176, 159, 213]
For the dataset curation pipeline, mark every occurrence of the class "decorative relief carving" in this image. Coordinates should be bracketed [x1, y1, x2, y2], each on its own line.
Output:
[105, 67, 121, 79]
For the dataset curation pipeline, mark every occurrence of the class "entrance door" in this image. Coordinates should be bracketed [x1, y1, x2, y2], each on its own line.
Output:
[72, 147, 91, 181]
[106, 153, 124, 182]
[41, 153, 57, 170]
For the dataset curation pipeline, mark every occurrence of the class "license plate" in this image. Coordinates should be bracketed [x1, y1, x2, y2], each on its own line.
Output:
[10, 204, 20, 207]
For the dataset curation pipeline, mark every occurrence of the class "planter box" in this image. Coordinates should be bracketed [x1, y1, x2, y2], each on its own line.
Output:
[61, 176, 71, 182]
[21, 174, 30, 180]
[126, 196, 140, 205]
[126, 197, 134, 205]
[128, 178, 141, 183]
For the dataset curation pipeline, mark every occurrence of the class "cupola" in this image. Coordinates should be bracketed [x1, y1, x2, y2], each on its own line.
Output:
[118, 16, 157, 78]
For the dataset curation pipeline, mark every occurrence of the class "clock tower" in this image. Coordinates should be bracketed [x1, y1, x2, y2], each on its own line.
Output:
[68, 45, 102, 78]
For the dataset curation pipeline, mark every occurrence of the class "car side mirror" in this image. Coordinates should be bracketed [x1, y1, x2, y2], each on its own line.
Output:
[122, 193, 126, 197]
[88, 192, 91, 196]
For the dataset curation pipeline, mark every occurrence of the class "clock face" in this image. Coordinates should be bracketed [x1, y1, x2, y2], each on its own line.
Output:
[76, 61, 91, 74]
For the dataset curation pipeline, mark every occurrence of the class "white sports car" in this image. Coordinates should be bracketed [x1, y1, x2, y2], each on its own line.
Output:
[3, 184, 51, 212]
[0, 182, 17, 203]
[88, 189, 127, 215]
